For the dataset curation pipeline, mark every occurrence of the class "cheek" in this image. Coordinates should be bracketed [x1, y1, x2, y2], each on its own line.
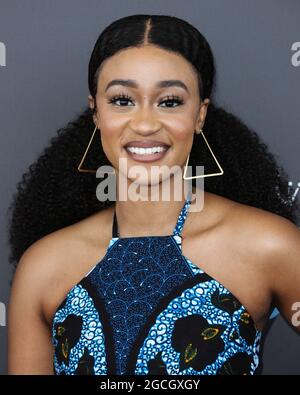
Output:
[97, 115, 122, 153]
[166, 119, 194, 144]
[99, 114, 122, 135]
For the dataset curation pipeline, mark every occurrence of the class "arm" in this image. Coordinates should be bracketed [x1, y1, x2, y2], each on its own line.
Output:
[266, 217, 300, 334]
[8, 242, 55, 374]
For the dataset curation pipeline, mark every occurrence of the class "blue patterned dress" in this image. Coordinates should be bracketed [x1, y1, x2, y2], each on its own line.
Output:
[52, 197, 279, 375]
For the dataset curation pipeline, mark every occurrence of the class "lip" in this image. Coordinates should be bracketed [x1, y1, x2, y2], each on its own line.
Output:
[124, 140, 170, 148]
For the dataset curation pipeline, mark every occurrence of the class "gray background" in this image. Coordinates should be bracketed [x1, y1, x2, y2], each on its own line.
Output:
[0, 0, 299, 374]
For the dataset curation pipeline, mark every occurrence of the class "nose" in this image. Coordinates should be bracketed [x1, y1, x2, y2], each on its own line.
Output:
[129, 107, 162, 135]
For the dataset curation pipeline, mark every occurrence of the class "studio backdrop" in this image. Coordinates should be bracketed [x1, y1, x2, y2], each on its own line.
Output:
[0, 0, 299, 375]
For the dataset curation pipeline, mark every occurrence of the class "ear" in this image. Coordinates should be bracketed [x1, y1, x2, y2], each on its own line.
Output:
[196, 98, 210, 130]
[88, 95, 99, 127]
[88, 94, 94, 109]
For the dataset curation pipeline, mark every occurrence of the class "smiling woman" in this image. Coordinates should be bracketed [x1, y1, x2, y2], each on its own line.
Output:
[7, 14, 300, 375]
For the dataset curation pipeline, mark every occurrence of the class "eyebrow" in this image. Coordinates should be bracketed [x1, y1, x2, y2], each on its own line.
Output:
[104, 79, 189, 93]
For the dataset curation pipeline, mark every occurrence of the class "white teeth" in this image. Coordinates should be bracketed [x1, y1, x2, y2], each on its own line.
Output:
[126, 146, 167, 155]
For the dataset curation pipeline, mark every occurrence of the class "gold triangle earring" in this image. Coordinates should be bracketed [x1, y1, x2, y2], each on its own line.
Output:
[77, 125, 115, 174]
[183, 128, 224, 180]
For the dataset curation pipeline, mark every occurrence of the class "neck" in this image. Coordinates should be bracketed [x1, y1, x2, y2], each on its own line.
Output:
[113, 173, 199, 237]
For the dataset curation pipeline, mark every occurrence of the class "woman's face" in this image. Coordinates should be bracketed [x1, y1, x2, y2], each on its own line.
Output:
[88, 45, 210, 187]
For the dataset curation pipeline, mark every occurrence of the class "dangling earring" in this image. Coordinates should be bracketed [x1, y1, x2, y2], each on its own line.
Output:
[77, 125, 115, 174]
[183, 128, 224, 180]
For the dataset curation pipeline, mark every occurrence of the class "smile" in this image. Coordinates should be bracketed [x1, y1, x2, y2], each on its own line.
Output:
[124, 145, 170, 162]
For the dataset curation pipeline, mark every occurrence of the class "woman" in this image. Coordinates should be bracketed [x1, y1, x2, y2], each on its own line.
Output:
[7, 14, 300, 375]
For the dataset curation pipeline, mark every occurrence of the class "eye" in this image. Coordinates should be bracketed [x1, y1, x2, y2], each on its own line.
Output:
[159, 95, 184, 108]
[107, 93, 134, 107]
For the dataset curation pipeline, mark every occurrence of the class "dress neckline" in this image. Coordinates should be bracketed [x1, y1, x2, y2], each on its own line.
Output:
[108, 196, 274, 332]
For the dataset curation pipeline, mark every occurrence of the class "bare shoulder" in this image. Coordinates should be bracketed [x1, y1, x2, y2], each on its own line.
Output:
[11, 204, 114, 326]
[203, 189, 297, 238]
[202, 191, 299, 281]
[232, 200, 300, 331]
[232, 198, 300, 253]
[229, 198, 300, 287]
[16, 205, 112, 279]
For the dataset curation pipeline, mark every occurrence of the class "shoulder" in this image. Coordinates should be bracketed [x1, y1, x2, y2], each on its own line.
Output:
[10, 205, 114, 324]
[232, 199, 300, 256]
[231, 200, 300, 325]
[207, 191, 300, 279]
[16, 208, 105, 276]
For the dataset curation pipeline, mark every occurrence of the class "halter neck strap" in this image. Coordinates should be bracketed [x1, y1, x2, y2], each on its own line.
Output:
[172, 197, 192, 237]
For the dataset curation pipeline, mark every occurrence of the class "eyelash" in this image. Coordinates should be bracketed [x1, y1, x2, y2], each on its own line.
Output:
[107, 93, 184, 108]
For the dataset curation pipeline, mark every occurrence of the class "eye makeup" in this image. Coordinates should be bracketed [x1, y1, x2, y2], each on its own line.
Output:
[106, 92, 185, 108]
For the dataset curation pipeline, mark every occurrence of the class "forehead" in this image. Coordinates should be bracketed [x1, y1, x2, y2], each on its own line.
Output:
[97, 45, 198, 90]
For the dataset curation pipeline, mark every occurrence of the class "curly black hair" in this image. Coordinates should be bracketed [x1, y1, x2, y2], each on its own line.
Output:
[7, 14, 300, 271]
